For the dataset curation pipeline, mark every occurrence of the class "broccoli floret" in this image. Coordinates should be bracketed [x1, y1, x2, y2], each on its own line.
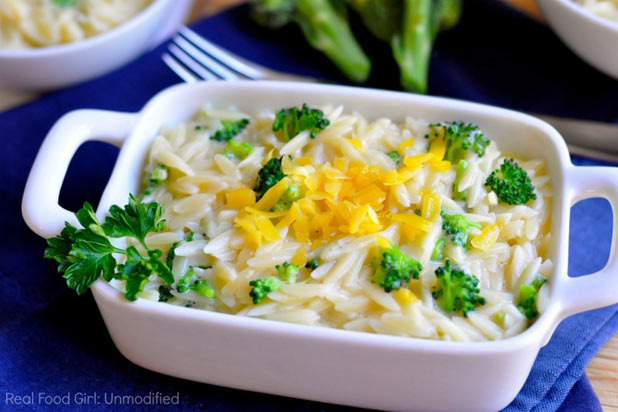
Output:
[254, 157, 286, 199]
[517, 276, 547, 319]
[275, 261, 300, 283]
[209, 118, 250, 142]
[272, 104, 330, 141]
[371, 242, 422, 292]
[249, 261, 299, 304]
[431, 238, 445, 261]
[158, 285, 174, 302]
[250, 0, 371, 82]
[223, 140, 254, 160]
[348, 0, 461, 93]
[441, 210, 481, 248]
[149, 164, 168, 186]
[305, 258, 320, 270]
[249, 276, 283, 304]
[452, 159, 468, 201]
[427, 122, 490, 163]
[176, 268, 215, 298]
[485, 159, 537, 205]
[388, 151, 401, 166]
[191, 279, 215, 298]
[143, 164, 168, 195]
[432, 259, 485, 317]
[272, 183, 302, 211]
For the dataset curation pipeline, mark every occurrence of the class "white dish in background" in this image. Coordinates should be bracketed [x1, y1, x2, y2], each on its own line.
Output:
[536, 0, 618, 79]
[21, 82, 618, 412]
[0, 0, 191, 91]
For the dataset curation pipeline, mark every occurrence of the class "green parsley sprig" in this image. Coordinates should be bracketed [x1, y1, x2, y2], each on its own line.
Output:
[44, 194, 174, 301]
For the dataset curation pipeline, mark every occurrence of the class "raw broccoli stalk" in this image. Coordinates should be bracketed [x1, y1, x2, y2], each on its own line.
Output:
[254, 157, 286, 199]
[388, 151, 401, 166]
[272, 104, 330, 141]
[223, 140, 254, 160]
[305, 258, 320, 270]
[427, 122, 490, 163]
[431, 238, 445, 261]
[209, 118, 249, 142]
[441, 210, 481, 248]
[432, 259, 485, 317]
[485, 159, 537, 205]
[251, 0, 371, 82]
[272, 183, 302, 211]
[392, 0, 433, 93]
[452, 159, 468, 201]
[347, 0, 461, 93]
[275, 261, 300, 283]
[249, 277, 283, 304]
[517, 276, 547, 319]
[371, 242, 422, 292]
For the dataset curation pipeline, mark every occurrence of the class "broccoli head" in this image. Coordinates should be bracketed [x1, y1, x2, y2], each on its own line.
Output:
[427, 122, 490, 163]
[432, 259, 485, 317]
[254, 157, 286, 199]
[517, 276, 547, 319]
[441, 210, 481, 248]
[223, 140, 254, 160]
[209, 118, 250, 142]
[371, 241, 422, 292]
[176, 267, 215, 298]
[272, 183, 302, 211]
[250, 0, 371, 82]
[273, 104, 330, 141]
[249, 276, 283, 304]
[275, 261, 300, 283]
[485, 159, 537, 205]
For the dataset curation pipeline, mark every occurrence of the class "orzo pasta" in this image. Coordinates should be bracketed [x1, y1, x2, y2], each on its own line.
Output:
[112, 103, 553, 342]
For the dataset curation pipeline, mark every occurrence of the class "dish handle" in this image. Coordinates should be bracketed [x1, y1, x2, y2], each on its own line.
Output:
[558, 165, 618, 318]
[22, 109, 138, 239]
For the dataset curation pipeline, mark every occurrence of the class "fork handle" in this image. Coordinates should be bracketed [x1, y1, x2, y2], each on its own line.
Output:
[532, 113, 618, 163]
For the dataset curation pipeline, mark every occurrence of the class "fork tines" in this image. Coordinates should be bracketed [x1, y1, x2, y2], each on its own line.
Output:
[163, 26, 264, 82]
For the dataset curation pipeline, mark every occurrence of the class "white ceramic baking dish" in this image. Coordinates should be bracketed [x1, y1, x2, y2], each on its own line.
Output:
[22, 82, 618, 412]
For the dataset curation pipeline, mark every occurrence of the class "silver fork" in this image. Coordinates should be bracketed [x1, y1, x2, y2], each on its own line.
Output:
[162, 26, 618, 163]
[162, 26, 317, 84]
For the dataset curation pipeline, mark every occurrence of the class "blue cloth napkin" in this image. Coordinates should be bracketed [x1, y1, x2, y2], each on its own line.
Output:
[1, 1, 617, 411]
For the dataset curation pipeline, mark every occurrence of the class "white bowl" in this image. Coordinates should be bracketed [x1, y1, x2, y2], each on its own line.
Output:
[0, 0, 191, 91]
[536, 0, 618, 79]
[21, 82, 618, 412]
